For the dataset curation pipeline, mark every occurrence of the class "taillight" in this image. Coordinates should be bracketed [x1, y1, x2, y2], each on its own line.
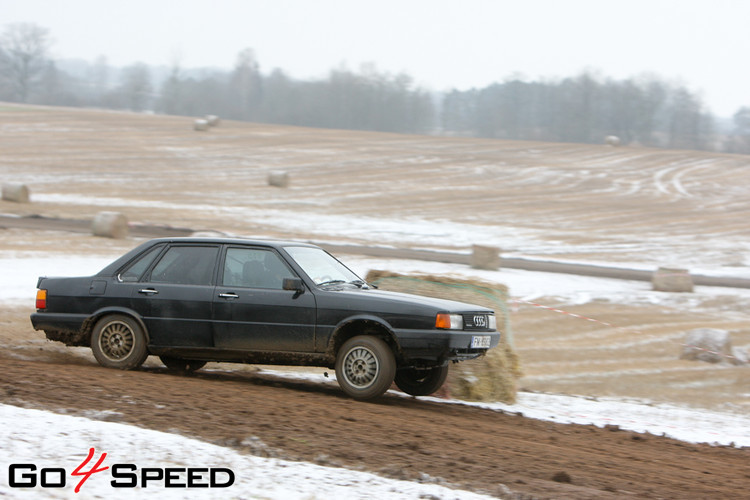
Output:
[36, 289, 47, 310]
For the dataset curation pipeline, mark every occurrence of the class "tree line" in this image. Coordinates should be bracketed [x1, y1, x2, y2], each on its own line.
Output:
[1, 23, 749, 153]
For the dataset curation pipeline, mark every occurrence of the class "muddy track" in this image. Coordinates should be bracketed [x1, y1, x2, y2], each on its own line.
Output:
[1, 355, 747, 499]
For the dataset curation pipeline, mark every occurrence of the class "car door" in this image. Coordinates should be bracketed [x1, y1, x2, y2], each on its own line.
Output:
[212, 246, 316, 351]
[132, 244, 220, 347]
[104, 243, 166, 316]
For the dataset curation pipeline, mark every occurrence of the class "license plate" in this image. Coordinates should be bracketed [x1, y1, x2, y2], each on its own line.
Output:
[471, 335, 491, 348]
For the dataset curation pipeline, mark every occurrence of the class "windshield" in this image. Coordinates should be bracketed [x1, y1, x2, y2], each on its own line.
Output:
[284, 246, 362, 286]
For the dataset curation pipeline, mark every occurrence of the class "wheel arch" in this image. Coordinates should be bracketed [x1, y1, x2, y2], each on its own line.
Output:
[82, 307, 150, 345]
[326, 315, 402, 363]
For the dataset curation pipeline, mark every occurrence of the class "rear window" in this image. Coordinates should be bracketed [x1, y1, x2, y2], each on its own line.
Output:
[150, 246, 219, 286]
[118, 245, 163, 282]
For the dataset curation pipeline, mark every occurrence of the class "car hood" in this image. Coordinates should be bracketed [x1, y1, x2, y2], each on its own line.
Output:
[328, 287, 494, 314]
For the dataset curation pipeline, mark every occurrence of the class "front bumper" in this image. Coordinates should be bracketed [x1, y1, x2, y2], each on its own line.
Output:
[394, 328, 501, 363]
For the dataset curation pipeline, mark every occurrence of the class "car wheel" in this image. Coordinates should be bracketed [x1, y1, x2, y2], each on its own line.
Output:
[159, 355, 207, 373]
[90, 314, 148, 370]
[394, 365, 449, 396]
[335, 335, 396, 401]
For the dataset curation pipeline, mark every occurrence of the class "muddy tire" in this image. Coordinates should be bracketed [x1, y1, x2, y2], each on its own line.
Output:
[335, 335, 396, 401]
[90, 314, 148, 370]
[395, 365, 449, 396]
[160, 355, 207, 373]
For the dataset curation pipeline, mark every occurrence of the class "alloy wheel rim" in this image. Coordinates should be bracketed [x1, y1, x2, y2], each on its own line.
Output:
[99, 321, 135, 361]
[342, 346, 379, 389]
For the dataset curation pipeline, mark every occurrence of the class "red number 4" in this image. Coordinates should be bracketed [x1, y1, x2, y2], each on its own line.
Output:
[71, 448, 109, 493]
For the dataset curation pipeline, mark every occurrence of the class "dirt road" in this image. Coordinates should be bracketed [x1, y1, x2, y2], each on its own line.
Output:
[2, 354, 748, 500]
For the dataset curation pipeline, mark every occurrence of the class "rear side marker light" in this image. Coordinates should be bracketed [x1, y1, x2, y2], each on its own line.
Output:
[36, 289, 47, 310]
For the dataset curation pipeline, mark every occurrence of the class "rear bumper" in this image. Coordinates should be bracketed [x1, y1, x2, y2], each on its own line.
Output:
[30, 312, 87, 333]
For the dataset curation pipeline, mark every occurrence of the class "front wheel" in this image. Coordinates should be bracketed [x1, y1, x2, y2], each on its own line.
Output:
[335, 336, 396, 401]
[90, 314, 148, 370]
[394, 365, 449, 396]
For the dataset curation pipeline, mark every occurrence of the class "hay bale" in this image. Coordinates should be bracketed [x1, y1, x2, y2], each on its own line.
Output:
[733, 346, 749, 365]
[470, 244, 501, 270]
[194, 119, 209, 131]
[605, 135, 621, 146]
[365, 269, 521, 403]
[2, 183, 30, 203]
[205, 115, 221, 127]
[92, 211, 129, 239]
[652, 267, 693, 292]
[268, 171, 290, 188]
[680, 328, 743, 365]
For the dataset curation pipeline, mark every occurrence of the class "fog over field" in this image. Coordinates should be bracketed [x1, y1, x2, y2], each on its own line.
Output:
[3, 1, 750, 155]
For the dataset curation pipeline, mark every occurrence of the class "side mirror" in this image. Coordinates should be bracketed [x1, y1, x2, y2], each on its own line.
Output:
[282, 277, 305, 293]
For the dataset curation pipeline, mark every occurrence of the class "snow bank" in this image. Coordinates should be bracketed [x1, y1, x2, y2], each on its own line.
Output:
[0, 404, 492, 499]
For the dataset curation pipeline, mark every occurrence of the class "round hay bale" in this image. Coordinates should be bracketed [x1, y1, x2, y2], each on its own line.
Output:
[605, 135, 621, 146]
[92, 211, 129, 239]
[205, 115, 221, 127]
[2, 183, 30, 203]
[470, 245, 501, 270]
[652, 267, 693, 292]
[365, 269, 520, 403]
[680, 328, 741, 365]
[268, 171, 290, 188]
[194, 119, 209, 131]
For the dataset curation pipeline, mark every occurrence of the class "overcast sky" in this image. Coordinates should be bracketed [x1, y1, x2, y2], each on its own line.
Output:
[3, 0, 749, 117]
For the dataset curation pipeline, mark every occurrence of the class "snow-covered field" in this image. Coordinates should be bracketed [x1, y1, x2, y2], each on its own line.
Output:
[24, 192, 750, 279]
[3, 106, 750, 497]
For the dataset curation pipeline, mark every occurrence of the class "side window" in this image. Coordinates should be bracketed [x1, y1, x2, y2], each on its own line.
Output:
[223, 248, 295, 289]
[118, 245, 163, 282]
[150, 246, 219, 286]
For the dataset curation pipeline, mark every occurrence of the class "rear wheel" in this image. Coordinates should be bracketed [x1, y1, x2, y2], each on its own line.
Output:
[394, 365, 449, 396]
[90, 314, 148, 370]
[335, 335, 396, 401]
[160, 355, 207, 373]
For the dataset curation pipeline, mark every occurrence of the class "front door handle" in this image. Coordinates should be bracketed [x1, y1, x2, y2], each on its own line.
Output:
[138, 288, 159, 295]
[218, 292, 239, 299]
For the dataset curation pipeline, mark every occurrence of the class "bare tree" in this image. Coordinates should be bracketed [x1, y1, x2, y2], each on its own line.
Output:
[86, 55, 111, 106]
[229, 48, 262, 120]
[157, 58, 184, 115]
[120, 63, 152, 111]
[728, 106, 750, 153]
[0, 23, 51, 102]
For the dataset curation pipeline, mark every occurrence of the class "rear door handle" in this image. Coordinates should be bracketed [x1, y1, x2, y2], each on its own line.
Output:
[138, 288, 159, 295]
[218, 292, 239, 299]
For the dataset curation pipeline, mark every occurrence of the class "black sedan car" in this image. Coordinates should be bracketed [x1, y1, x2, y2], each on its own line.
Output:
[31, 238, 500, 400]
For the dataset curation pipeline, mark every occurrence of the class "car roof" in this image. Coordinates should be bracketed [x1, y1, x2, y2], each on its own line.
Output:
[142, 237, 320, 249]
[96, 237, 321, 277]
